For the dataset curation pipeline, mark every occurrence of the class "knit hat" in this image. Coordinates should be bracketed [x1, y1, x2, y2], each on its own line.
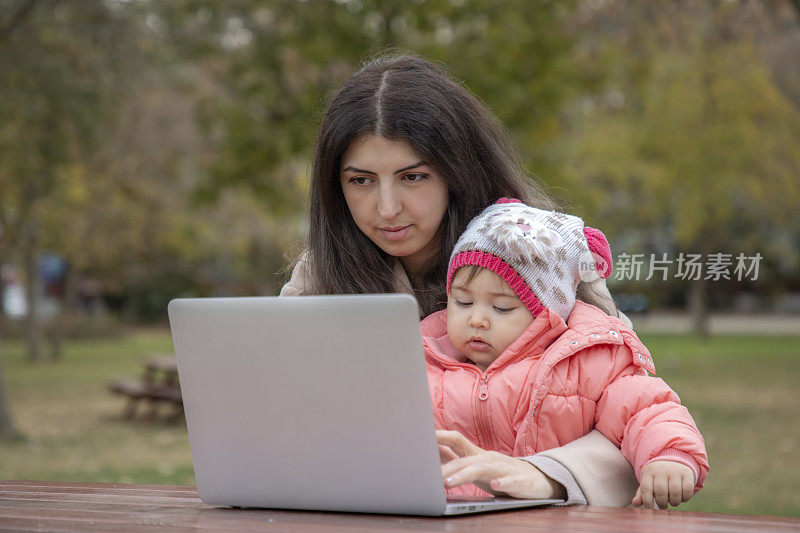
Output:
[446, 198, 613, 320]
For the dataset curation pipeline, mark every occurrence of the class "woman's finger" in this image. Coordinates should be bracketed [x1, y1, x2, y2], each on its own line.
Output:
[489, 475, 512, 493]
[441, 454, 502, 481]
[489, 474, 536, 499]
[439, 444, 458, 464]
[443, 461, 500, 491]
[436, 430, 482, 457]
[441, 453, 562, 500]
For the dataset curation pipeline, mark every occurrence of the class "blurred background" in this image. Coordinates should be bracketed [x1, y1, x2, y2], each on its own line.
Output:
[1, 0, 798, 517]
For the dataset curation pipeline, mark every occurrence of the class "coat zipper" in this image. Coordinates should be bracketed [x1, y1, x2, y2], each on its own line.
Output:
[475, 375, 494, 450]
[424, 325, 621, 453]
[424, 347, 497, 450]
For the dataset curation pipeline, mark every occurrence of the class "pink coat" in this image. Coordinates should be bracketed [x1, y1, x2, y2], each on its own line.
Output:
[423, 301, 709, 496]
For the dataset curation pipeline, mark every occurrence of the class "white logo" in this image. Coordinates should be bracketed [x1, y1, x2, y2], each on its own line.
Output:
[579, 250, 608, 283]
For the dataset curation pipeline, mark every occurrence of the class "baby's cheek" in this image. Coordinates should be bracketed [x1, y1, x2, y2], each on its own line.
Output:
[445, 304, 460, 331]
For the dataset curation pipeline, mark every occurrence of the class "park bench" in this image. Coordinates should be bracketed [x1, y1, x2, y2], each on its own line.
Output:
[107, 354, 183, 421]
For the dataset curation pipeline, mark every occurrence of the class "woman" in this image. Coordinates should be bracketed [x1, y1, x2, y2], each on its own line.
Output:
[281, 53, 644, 507]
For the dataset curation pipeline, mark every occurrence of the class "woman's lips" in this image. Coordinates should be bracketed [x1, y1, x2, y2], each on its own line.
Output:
[379, 225, 411, 241]
[468, 339, 492, 352]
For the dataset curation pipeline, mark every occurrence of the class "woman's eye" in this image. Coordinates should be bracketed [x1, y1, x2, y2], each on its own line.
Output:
[348, 176, 373, 185]
[403, 173, 428, 183]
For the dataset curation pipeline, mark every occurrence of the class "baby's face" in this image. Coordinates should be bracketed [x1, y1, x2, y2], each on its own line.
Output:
[446, 267, 535, 371]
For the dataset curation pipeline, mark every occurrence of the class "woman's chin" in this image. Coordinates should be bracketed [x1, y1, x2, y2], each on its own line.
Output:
[374, 237, 419, 258]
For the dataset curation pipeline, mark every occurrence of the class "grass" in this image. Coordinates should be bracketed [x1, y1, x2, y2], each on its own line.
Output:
[638, 334, 800, 517]
[0, 330, 798, 517]
[0, 329, 194, 485]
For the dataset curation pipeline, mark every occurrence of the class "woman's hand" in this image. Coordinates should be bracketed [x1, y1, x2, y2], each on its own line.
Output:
[437, 430, 566, 500]
[632, 461, 696, 509]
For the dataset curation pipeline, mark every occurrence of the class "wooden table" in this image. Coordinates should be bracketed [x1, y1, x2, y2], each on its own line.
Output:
[108, 355, 182, 420]
[1, 481, 799, 532]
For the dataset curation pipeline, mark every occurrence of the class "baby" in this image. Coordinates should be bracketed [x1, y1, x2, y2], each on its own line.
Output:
[422, 198, 708, 507]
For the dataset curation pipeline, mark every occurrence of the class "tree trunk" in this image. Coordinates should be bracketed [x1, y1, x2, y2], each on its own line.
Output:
[0, 286, 7, 334]
[22, 224, 45, 363]
[0, 337, 20, 439]
[49, 264, 74, 362]
[688, 277, 710, 339]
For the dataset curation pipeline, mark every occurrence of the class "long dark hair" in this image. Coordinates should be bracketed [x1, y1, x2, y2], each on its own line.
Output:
[303, 52, 557, 316]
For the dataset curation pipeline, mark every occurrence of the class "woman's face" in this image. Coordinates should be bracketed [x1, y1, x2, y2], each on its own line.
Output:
[340, 135, 449, 276]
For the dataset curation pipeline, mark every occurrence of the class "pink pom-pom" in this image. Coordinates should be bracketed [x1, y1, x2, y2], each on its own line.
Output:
[583, 227, 613, 278]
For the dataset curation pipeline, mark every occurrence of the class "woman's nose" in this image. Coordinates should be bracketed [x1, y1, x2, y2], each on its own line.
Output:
[377, 182, 402, 220]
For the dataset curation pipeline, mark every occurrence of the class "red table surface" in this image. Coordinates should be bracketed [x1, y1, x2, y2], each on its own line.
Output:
[1, 481, 799, 533]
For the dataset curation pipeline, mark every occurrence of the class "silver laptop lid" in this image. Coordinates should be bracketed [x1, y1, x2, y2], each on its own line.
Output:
[168, 294, 448, 515]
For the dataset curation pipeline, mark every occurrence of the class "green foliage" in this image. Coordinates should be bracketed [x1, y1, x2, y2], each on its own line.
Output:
[0, 1, 137, 247]
[553, 3, 800, 300]
[1, 0, 302, 312]
[1, 0, 798, 315]
[151, 0, 585, 208]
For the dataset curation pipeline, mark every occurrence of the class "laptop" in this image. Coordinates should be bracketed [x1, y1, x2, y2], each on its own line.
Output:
[167, 294, 563, 516]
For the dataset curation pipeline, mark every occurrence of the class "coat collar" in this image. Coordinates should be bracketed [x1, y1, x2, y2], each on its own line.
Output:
[421, 301, 650, 373]
[421, 307, 569, 372]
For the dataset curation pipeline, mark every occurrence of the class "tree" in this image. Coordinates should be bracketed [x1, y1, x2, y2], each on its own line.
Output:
[0, 0, 43, 436]
[0, 0, 142, 360]
[556, 1, 800, 336]
[150, 0, 590, 213]
[0, 336, 18, 439]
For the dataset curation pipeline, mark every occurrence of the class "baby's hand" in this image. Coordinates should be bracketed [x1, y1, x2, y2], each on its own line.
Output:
[632, 461, 695, 509]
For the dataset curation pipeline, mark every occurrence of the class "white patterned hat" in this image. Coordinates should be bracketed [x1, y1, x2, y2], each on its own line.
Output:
[447, 198, 613, 320]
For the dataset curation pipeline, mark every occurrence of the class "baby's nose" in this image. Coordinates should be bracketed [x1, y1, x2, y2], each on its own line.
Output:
[469, 312, 489, 328]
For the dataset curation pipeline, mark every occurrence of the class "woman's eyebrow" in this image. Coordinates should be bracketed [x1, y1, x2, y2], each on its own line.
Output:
[341, 160, 427, 175]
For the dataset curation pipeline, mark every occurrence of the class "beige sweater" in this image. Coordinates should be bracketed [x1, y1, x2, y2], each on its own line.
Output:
[280, 251, 638, 506]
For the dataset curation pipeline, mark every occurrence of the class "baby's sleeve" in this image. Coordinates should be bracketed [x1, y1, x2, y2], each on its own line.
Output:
[593, 342, 709, 492]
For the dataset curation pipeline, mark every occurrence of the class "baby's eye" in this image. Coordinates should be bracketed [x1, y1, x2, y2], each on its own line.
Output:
[494, 306, 516, 313]
[403, 173, 428, 183]
[348, 176, 373, 185]
[455, 300, 472, 307]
